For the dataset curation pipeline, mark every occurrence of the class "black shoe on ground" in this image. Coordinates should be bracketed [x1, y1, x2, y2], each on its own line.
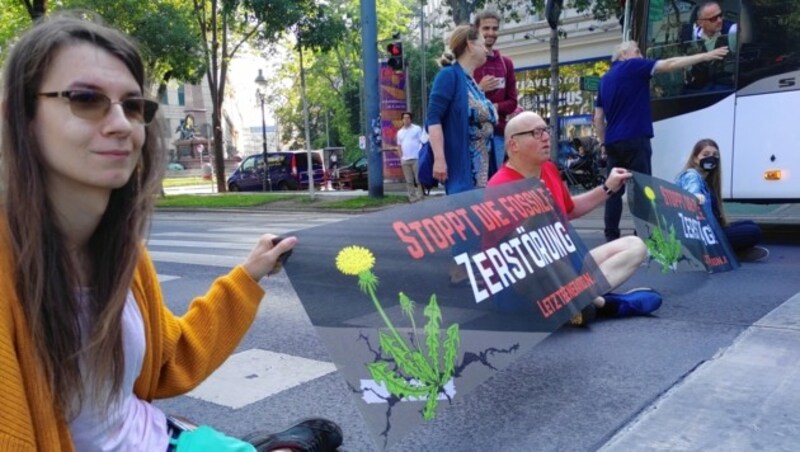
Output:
[736, 246, 769, 263]
[242, 418, 343, 452]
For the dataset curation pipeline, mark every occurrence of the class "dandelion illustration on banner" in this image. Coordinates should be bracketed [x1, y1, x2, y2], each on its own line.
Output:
[627, 172, 738, 273]
[336, 246, 460, 421]
[641, 185, 683, 272]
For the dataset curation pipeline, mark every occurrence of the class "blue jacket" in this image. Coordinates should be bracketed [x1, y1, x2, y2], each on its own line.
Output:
[676, 168, 723, 224]
[426, 63, 473, 195]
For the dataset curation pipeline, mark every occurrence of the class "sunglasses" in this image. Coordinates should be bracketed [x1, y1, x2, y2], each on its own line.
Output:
[700, 12, 723, 22]
[511, 126, 552, 139]
[38, 90, 159, 125]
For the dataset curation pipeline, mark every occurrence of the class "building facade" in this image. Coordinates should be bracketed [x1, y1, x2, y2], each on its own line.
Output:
[157, 76, 242, 169]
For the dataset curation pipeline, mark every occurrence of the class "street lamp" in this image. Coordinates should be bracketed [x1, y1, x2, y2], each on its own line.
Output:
[255, 69, 271, 191]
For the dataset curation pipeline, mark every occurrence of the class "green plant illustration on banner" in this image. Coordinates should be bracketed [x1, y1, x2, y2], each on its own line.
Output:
[335, 245, 461, 421]
[642, 186, 682, 272]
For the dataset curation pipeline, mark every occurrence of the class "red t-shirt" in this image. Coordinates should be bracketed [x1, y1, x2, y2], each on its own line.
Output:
[487, 161, 575, 215]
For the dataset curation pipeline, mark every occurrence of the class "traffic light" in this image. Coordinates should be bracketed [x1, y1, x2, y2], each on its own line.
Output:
[387, 41, 403, 71]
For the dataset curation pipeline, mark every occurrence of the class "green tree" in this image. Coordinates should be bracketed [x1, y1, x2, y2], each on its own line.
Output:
[1, 0, 204, 89]
[0, 1, 29, 53]
[190, 0, 347, 191]
[64, 0, 205, 88]
[267, 0, 412, 163]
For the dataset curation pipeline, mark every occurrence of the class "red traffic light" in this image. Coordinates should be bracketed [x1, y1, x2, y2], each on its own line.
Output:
[387, 41, 403, 70]
[387, 42, 402, 56]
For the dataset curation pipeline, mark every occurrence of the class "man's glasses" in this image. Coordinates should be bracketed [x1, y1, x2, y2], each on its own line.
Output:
[512, 126, 552, 139]
[38, 90, 159, 125]
[700, 12, 723, 22]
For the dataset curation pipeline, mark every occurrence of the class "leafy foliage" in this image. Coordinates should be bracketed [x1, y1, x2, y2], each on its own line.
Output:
[365, 291, 460, 421]
[645, 217, 683, 272]
[339, 252, 461, 422]
[66, 0, 205, 87]
[267, 0, 412, 161]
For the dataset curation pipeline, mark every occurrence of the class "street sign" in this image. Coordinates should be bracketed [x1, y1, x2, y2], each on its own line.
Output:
[580, 75, 601, 92]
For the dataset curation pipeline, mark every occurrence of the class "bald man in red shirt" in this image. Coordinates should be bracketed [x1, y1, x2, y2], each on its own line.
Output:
[488, 111, 662, 324]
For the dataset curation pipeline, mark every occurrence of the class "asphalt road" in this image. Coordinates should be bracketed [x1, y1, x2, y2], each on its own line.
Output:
[148, 210, 800, 451]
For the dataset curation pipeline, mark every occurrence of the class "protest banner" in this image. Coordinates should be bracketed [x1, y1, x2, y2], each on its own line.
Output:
[627, 172, 738, 273]
[284, 178, 610, 449]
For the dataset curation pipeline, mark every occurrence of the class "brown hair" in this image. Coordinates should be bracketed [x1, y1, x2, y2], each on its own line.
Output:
[1, 12, 165, 417]
[681, 138, 727, 226]
[438, 25, 481, 66]
[473, 10, 501, 29]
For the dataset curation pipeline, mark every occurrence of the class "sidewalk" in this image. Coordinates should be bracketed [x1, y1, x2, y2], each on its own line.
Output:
[600, 292, 800, 451]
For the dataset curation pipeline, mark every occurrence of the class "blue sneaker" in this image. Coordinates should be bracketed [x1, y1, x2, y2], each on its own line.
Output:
[602, 288, 662, 317]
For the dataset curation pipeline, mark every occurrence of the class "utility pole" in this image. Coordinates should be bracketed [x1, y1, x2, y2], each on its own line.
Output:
[255, 69, 271, 191]
[546, 0, 563, 161]
[420, 0, 427, 121]
[361, 0, 383, 197]
[298, 33, 315, 200]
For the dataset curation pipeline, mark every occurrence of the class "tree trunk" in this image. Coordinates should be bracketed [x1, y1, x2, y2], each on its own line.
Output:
[22, 0, 47, 19]
[447, 0, 471, 25]
[211, 5, 228, 193]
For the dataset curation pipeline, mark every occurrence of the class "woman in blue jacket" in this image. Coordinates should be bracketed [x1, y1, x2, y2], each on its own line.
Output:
[426, 25, 496, 194]
[676, 138, 768, 262]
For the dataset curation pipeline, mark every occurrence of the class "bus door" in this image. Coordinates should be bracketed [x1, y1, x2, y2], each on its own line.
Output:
[641, 0, 739, 195]
[731, 0, 800, 200]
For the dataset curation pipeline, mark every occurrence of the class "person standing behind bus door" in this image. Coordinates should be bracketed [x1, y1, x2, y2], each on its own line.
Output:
[676, 139, 768, 262]
[685, 1, 738, 92]
[593, 40, 729, 242]
[427, 25, 492, 195]
[473, 10, 518, 178]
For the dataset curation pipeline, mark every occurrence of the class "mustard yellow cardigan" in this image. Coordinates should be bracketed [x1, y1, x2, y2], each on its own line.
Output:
[0, 233, 265, 451]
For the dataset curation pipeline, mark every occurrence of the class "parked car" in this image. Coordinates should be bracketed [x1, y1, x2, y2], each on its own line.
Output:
[337, 156, 368, 190]
[227, 150, 325, 192]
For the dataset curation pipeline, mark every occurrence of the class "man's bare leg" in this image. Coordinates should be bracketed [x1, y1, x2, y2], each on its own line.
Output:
[588, 235, 647, 308]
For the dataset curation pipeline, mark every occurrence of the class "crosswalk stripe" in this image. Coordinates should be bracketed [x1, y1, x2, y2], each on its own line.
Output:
[149, 251, 243, 268]
[151, 231, 293, 241]
[146, 239, 255, 251]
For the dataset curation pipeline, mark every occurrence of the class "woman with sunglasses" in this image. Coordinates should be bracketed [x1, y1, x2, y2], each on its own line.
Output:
[0, 13, 341, 451]
[676, 139, 768, 262]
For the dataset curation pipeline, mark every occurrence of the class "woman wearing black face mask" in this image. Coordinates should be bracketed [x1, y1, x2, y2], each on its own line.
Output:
[676, 139, 768, 262]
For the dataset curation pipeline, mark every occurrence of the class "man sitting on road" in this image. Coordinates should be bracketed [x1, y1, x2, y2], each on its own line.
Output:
[488, 111, 662, 324]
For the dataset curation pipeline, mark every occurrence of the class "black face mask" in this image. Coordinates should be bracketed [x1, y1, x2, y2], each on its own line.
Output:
[700, 156, 719, 171]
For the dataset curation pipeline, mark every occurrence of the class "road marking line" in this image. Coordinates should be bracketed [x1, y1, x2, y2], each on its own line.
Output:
[187, 348, 336, 409]
[148, 251, 243, 268]
[146, 239, 254, 251]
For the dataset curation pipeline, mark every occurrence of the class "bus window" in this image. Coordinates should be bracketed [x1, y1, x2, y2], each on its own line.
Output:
[646, 0, 739, 99]
[737, 0, 800, 95]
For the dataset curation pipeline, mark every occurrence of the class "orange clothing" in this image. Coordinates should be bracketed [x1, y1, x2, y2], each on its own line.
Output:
[0, 224, 265, 451]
